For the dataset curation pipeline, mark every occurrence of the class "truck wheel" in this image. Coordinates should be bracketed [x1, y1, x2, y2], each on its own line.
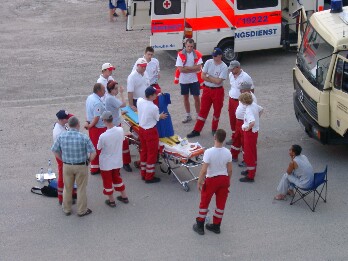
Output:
[218, 39, 240, 65]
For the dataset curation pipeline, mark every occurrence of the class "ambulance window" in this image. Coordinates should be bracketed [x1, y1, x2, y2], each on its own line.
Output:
[237, 0, 278, 10]
[334, 58, 344, 90]
[342, 61, 348, 93]
[154, 0, 181, 15]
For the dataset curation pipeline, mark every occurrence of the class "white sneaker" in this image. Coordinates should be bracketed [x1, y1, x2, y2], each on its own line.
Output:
[182, 115, 192, 123]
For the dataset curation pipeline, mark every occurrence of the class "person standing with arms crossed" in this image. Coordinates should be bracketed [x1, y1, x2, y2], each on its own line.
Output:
[187, 47, 228, 138]
[193, 129, 232, 235]
[51, 116, 96, 217]
[175, 38, 203, 123]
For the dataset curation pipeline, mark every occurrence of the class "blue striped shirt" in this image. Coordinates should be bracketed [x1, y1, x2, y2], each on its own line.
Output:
[51, 129, 95, 164]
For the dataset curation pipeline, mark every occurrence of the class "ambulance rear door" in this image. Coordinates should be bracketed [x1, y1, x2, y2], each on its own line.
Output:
[150, 0, 186, 50]
[127, 0, 152, 30]
[234, 0, 282, 52]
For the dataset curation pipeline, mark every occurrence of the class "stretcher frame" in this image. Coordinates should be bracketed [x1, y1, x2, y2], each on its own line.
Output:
[122, 115, 204, 192]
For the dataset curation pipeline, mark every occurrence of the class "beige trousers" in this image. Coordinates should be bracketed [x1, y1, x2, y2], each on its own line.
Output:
[62, 164, 88, 215]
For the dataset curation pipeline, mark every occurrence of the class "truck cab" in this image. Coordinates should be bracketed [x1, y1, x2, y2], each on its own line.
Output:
[293, 3, 348, 144]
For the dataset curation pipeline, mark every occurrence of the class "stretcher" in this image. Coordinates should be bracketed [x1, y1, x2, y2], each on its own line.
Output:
[121, 106, 205, 191]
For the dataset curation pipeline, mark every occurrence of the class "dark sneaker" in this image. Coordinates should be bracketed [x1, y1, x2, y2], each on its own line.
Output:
[145, 177, 161, 183]
[182, 115, 192, 123]
[225, 139, 233, 145]
[232, 158, 238, 163]
[241, 170, 248, 176]
[123, 164, 132, 172]
[134, 161, 140, 169]
[90, 170, 100, 175]
[238, 161, 246, 167]
[187, 130, 200, 138]
[212, 130, 216, 136]
[239, 177, 254, 183]
[205, 223, 221, 234]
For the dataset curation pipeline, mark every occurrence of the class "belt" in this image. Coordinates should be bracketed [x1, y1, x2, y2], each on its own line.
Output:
[64, 162, 87, 165]
[204, 85, 223, 89]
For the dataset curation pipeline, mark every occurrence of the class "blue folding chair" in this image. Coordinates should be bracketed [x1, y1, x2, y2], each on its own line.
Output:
[290, 165, 328, 212]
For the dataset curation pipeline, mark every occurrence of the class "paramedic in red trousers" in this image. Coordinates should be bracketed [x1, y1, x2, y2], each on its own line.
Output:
[132, 46, 161, 105]
[127, 58, 150, 111]
[97, 111, 129, 207]
[226, 61, 254, 145]
[53, 109, 73, 205]
[137, 86, 167, 183]
[84, 83, 107, 175]
[230, 81, 258, 166]
[97, 63, 115, 102]
[186, 47, 228, 138]
[238, 92, 263, 183]
[175, 38, 203, 123]
[193, 129, 232, 235]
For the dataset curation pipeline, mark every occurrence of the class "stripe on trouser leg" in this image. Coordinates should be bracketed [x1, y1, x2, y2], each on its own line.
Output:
[114, 183, 124, 188]
[146, 164, 156, 168]
[231, 145, 240, 151]
[247, 166, 256, 170]
[146, 169, 155, 173]
[123, 150, 130, 153]
[104, 188, 113, 192]
[213, 213, 223, 218]
[197, 116, 206, 121]
[91, 165, 99, 168]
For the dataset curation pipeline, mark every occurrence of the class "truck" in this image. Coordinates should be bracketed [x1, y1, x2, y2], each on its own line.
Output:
[293, 0, 348, 144]
[126, 0, 324, 64]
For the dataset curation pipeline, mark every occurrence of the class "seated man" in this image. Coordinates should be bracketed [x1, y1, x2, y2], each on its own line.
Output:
[274, 144, 314, 200]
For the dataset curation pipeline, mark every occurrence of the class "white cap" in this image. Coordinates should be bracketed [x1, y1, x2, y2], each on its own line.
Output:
[101, 63, 115, 71]
[136, 58, 148, 67]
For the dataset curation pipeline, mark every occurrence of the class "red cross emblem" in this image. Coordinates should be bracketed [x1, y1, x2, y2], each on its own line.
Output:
[163, 0, 172, 9]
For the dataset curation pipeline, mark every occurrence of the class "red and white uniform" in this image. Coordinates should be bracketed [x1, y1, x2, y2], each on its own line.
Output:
[174, 50, 203, 85]
[231, 92, 257, 161]
[242, 102, 263, 180]
[197, 147, 232, 225]
[228, 70, 254, 135]
[193, 59, 228, 133]
[97, 126, 126, 195]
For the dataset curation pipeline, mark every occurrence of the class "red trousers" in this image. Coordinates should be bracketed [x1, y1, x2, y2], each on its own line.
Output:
[100, 168, 125, 195]
[197, 175, 230, 225]
[117, 124, 131, 165]
[243, 130, 258, 179]
[139, 127, 159, 180]
[194, 86, 224, 132]
[89, 126, 107, 172]
[228, 98, 239, 136]
[230, 119, 244, 160]
[55, 157, 64, 203]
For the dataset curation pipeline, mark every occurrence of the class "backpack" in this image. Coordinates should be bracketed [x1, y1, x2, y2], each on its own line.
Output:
[31, 183, 58, 197]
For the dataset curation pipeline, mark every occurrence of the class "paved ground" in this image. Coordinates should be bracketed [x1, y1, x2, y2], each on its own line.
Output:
[1, 0, 348, 260]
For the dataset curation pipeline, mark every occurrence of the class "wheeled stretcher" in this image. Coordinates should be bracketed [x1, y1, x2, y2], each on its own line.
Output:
[121, 106, 205, 191]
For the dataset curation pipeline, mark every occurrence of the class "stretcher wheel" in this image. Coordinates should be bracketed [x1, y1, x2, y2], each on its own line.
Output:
[182, 182, 190, 192]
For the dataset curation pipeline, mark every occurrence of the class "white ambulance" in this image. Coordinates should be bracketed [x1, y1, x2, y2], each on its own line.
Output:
[127, 0, 324, 63]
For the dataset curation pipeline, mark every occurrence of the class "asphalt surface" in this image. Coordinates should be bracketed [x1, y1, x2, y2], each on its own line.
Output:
[1, 0, 348, 260]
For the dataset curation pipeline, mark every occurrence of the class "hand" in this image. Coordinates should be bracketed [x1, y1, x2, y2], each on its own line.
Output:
[84, 122, 89, 130]
[197, 180, 204, 191]
[121, 110, 127, 115]
[159, 112, 168, 120]
[119, 86, 124, 93]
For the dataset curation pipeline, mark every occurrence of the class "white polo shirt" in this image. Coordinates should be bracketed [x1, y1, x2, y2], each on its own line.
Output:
[53, 123, 67, 143]
[137, 98, 159, 129]
[132, 57, 160, 85]
[242, 102, 263, 133]
[127, 70, 149, 99]
[97, 126, 124, 170]
[97, 75, 114, 102]
[175, 52, 203, 84]
[202, 59, 228, 87]
[203, 147, 232, 178]
[228, 70, 254, 99]
[86, 93, 105, 128]
[235, 92, 257, 120]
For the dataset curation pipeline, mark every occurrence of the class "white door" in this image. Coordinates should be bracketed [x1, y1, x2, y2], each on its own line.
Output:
[127, 0, 151, 31]
[234, 0, 281, 52]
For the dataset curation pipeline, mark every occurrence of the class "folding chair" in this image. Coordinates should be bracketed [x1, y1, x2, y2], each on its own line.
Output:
[290, 165, 328, 212]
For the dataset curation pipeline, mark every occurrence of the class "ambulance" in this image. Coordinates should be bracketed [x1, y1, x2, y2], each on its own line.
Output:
[126, 0, 324, 64]
[293, 0, 348, 144]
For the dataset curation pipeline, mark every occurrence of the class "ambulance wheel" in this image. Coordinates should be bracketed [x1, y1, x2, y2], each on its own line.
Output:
[219, 39, 240, 65]
[182, 182, 190, 192]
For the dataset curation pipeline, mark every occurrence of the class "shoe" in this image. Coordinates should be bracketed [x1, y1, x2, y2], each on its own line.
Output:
[134, 161, 140, 169]
[78, 208, 92, 217]
[225, 139, 233, 145]
[239, 177, 254, 183]
[241, 170, 248, 176]
[117, 196, 129, 204]
[58, 200, 62, 205]
[212, 130, 216, 136]
[90, 170, 100, 175]
[123, 164, 132, 172]
[193, 218, 205, 235]
[205, 223, 221, 234]
[145, 177, 161, 183]
[64, 211, 71, 216]
[232, 158, 238, 163]
[274, 194, 286, 200]
[238, 161, 246, 168]
[105, 200, 116, 208]
[182, 115, 192, 123]
[187, 130, 200, 138]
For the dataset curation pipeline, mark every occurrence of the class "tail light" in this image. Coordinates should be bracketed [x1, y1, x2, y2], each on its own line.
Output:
[184, 22, 193, 38]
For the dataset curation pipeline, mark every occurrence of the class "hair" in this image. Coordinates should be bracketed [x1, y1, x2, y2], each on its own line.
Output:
[68, 116, 79, 128]
[215, 129, 226, 143]
[104, 117, 113, 123]
[185, 38, 195, 44]
[106, 80, 117, 93]
[291, 144, 302, 156]
[239, 92, 253, 105]
[145, 46, 154, 53]
[93, 83, 103, 94]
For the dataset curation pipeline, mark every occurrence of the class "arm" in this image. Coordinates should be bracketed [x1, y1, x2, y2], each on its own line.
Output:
[177, 64, 202, 73]
[118, 86, 127, 107]
[227, 161, 232, 178]
[89, 152, 97, 162]
[127, 92, 137, 111]
[243, 121, 255, 131]
[85, 116, 99, 130]
[159, 111, 168, 120]
[286, 158, 297, 175]
[202, 73, 224, 85]
[197, 163, 208, 191]
[53, 151, 62, 161]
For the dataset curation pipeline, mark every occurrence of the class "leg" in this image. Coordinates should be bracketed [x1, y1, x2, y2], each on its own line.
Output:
[244, 131, 258, 180]
[89, 127, 107, 174]
[276, 173, 290, 195]
[211, 88, 224, 131]
[112, 169, 127, 198]
[145, 128, 159, 181]
[228, 98, 239, 136]
[230, 120, 243, 160]
[56, 157, 64, 204]
[139, 128, 147, 179]
[62, 164, 74, 214]
[197, 179, 216, 222]
[213, 176, 230, 225]
[190, 82, 201, 114]
[183, 94, 190, 114]
[75, 165, 89, 215]
[193, 87, 213, 132]
[101, 169, 114, 199]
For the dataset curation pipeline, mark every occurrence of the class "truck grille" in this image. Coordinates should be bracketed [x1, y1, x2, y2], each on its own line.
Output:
[294, 79, 318, 120]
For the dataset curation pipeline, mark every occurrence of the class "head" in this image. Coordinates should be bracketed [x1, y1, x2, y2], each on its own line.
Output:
[212, 47, 223, 62]
[93, 83, 106, 98]
[289, 144, 302, 157]
[101, 63, 115, 77]
[145, 86, 157, 101]
[106, 80, 119, 95]
[101, 111, 113, 124]
[144, 46, 154, 62]
[214, 129, 227, 143]
[56, 110, 72, 125]
[239, 81, 253, 93]
[184, 38, 195, 53]
[68, 116, 80, 130]
[229, 60, 241, 75]
[239, 92, 253, 105]
[135, 58, 147, 74]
